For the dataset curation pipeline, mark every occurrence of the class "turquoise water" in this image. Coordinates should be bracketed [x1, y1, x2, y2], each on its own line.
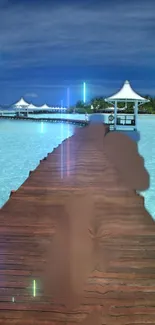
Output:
[0, 114, 155, 220]
[137, 115, 155, 220]
[1, 112, 86, 121]
[30, 113, 86, 120]
[0, 119, 76, 207]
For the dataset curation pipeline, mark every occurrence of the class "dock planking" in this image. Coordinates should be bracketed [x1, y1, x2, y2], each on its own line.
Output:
[0, 122, 155, 324]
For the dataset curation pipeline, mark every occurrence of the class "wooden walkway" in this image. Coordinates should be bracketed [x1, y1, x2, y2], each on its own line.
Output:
[0, 123, 155, 324]
[0, 115, 88, 126]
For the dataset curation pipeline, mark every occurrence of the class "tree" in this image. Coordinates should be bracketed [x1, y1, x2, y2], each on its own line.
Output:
[72, 94, 155, 114]
[90, 97, 106, 111]
[76, 100, 85, 108]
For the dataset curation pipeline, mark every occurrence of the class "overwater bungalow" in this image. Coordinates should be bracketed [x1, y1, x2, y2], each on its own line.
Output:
[105, 80, 149, 142]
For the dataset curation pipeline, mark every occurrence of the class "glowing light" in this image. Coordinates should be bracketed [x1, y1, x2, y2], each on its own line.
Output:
[12, 297, 15, 302]
[61, 121, 64, 179]
[83, 82, 86, 103]
[67, 124, 70, 176]
[33, 280, 36, 297]
[40, 121, 44, 133]
[67, 87, 70, 108]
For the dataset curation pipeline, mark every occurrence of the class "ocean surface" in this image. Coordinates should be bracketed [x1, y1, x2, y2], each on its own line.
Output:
[0, 119, 76, 207]
[136, 115, 155, 220]
[0, 114, 154, 220]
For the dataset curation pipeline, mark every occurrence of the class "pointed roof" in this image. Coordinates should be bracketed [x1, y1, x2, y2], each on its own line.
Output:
[14, 97, 30, 107]
[39, 104, 50, 109]
[105, 80, 149, 102]
[27, 103, 39, 109]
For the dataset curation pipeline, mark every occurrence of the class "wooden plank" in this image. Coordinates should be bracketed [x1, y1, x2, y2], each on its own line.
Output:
[0, 123, 155, 324]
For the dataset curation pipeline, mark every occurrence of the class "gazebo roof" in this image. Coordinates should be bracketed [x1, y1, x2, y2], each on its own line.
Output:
[39, 104, 50, 109]
[105, 80, 149, 103]
[27, 104, 38, 109]
[14, 98, 30, 107]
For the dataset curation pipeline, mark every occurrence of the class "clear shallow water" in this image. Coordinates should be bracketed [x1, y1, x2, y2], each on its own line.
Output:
[0, 114, 155, 220]
[137, 115, 155, 220]
[30, 113, 86, 120]
[0, 119, 76, 207]
[1, 112, 86, 121]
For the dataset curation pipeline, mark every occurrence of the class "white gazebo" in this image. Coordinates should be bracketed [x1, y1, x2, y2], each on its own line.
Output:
[105, 80, 149, 131]
[14, 98, 30, 107]
[39, 104, 50, 110]
[14, 98, 30, 115]
[27, 103, 39, 110]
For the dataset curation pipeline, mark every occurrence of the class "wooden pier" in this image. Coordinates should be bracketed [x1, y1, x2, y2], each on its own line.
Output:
[0, 122, 155, 324]
[0, 115, 88, 126]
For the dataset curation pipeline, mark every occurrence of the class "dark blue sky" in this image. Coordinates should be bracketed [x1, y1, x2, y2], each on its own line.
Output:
[0, 0, 155, 105]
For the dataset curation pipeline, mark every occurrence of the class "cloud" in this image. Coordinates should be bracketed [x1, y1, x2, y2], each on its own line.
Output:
[25, 92, 38, 98]
[0, 78, 153, 97]
[0, 0, 154, 69]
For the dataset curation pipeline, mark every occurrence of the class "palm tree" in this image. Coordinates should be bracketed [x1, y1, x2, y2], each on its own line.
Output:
[76, 100, 85, 108]
[90, 97, 105, 111]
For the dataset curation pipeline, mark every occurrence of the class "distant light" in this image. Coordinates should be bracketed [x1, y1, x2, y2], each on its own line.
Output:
[67, 88, 70, 108]
[12, 297, 15, 302]
[33, 280, 36, 297]
[40, 121, 44, 133]
[83, 82, 86, 103]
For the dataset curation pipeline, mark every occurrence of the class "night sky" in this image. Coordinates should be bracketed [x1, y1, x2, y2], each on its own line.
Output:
[0, 0, 155, 106]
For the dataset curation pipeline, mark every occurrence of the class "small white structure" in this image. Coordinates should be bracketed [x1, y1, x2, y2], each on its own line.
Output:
[105, 106, 126, 112]
[15, 98, 30, 107]
[85, 112, 88, 121]
[14, 98, 30, 115]
[105, 107, 114, 112]
[60, 106, 67, 111]
[39, 104, 50, 110]
[27, 103, 39, 110]
[105, 80, 149, 131]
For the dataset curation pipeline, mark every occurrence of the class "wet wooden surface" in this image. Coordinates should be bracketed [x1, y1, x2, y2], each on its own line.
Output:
[0, 123, 155, 324]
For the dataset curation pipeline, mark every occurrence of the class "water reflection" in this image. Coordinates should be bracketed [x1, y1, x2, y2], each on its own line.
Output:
[40, 122, 44, 134]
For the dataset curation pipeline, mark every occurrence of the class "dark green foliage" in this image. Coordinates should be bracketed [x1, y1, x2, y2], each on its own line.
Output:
[73, 96, 155, 114]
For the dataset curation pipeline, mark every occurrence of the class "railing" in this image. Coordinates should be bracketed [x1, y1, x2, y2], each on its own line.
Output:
[108, 114, 135, 126]
[117, 114, 135, 126]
